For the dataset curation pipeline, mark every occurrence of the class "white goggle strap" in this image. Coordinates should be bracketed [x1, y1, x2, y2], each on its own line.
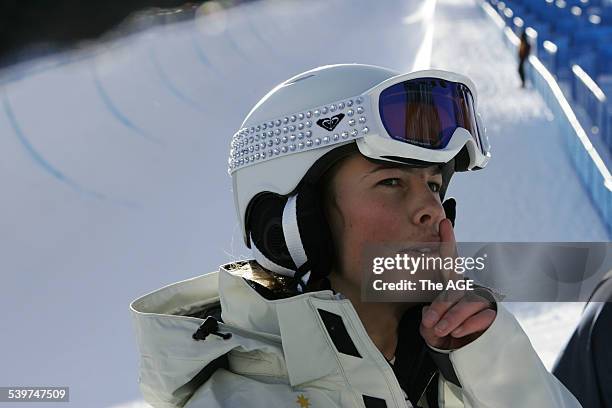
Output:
[250, 233, 296, 277]
[282, 194, 311, 292]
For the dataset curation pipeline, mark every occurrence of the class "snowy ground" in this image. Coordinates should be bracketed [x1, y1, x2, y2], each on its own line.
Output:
[0, 0, 608, 407]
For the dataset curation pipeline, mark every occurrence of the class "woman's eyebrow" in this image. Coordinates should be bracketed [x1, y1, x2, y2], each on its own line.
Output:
[363, 163, 443, 180]
[361, 164, 403, 180]
[428, 165, 443, 176]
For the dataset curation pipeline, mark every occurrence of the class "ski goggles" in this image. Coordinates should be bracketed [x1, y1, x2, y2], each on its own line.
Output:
[228, 69, 490, 174]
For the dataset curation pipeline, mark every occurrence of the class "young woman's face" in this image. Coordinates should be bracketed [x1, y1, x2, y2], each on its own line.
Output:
[325, 153, 446, 288]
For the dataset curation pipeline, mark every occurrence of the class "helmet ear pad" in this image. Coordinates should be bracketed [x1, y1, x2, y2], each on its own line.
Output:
[246, 185, 335, 285]
[247, 193, 296, 271]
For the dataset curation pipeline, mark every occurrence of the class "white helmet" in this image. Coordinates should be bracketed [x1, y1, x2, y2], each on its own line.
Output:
[228, 64, 490, 291]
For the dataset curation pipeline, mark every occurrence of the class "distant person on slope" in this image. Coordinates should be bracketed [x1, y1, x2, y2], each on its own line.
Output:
[518, 30, 531, 88]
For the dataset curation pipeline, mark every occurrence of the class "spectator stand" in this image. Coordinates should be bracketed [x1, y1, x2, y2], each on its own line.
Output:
[481, 0, 612, 235]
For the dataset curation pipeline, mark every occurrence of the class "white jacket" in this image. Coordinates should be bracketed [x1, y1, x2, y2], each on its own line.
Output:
[130, 261, 582, 408]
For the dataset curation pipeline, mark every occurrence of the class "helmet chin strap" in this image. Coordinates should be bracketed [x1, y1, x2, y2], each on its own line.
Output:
[281, 194, 311, 292]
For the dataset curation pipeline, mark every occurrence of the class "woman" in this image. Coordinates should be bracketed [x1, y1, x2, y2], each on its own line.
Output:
[131, 64, 581, 407]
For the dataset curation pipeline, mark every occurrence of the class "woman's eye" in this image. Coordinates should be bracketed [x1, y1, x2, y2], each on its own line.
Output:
[379, 178, 400, 187]
[429, 182, 441, 192]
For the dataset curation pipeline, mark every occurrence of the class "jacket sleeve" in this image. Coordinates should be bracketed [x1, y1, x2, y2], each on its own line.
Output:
[428, 303, 582, 407]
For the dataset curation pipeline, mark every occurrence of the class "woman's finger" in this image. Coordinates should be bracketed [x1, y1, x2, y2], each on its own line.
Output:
[431, 297, 492, 337]
[421, 289, 463, 329]
[450, 308, 497, 338]
[438, 218, 459, 285]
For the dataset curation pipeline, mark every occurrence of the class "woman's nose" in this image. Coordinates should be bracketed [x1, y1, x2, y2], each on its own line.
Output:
[411, 194, 445, 228]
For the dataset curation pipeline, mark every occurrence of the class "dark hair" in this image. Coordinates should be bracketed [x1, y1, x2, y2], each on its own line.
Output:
[305, 145, 361, 291]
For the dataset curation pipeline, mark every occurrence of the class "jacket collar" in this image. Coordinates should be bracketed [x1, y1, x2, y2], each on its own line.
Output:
[130, 269, 229, 407]
[218, 262, 346, 386]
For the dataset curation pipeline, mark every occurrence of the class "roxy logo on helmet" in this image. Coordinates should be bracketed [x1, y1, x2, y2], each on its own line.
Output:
[316, 113, 345, 131]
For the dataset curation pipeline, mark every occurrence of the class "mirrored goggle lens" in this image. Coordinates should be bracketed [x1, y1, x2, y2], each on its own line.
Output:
[379, 78, 482, 151]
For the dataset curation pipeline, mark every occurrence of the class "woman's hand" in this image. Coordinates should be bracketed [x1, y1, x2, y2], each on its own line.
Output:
[419, 291, 496, 350]
[419, 218, 497, 350]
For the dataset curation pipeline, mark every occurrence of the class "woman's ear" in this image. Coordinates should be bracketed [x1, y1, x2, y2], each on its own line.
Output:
[442, 197, 456, 228]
